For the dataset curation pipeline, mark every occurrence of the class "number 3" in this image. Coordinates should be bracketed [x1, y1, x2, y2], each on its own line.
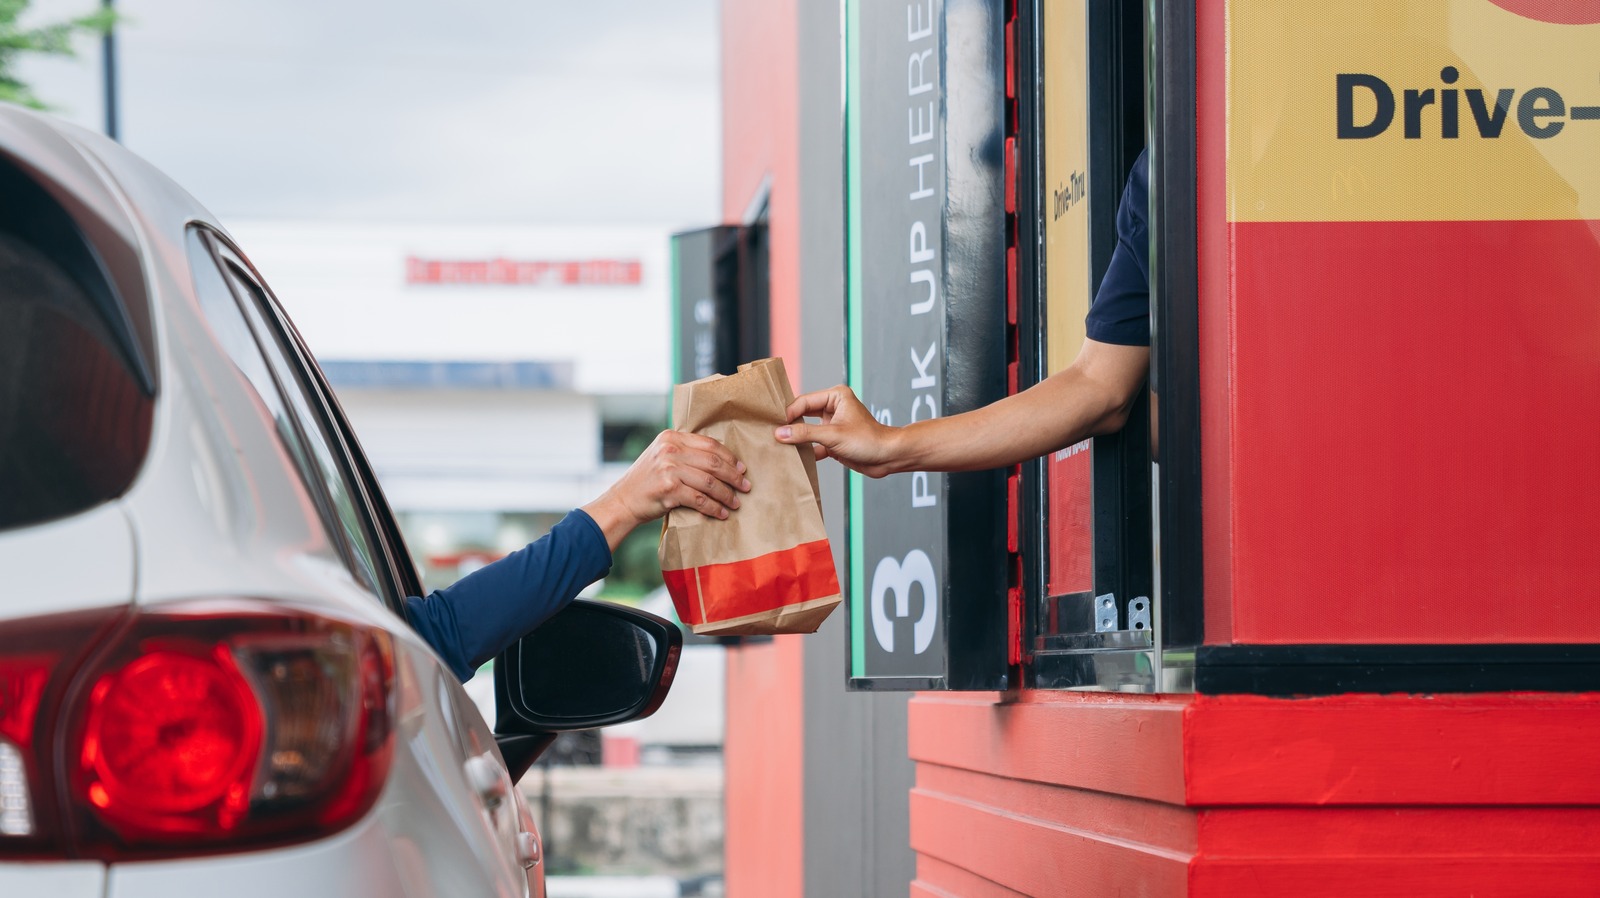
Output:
[870, 550, 937, 654]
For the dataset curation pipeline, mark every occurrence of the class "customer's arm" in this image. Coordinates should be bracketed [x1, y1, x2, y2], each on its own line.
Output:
[407, 430, 750, 680]
[404, 508, 613, 681]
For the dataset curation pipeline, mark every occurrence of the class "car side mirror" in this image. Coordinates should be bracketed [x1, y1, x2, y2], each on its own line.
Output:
[492, 599, 682, 780]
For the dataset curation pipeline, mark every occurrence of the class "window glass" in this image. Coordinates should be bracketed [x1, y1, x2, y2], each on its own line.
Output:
[299, 346, 425, 604]
[219, 258, 389, 601]
[0, 160, 154, 531]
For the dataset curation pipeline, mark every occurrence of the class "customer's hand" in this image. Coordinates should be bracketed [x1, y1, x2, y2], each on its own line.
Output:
[582, 431, 751, 550]
[774, 385, 901, 478]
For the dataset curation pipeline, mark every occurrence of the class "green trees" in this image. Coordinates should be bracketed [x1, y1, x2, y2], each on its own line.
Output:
[0, 0, 116, 109]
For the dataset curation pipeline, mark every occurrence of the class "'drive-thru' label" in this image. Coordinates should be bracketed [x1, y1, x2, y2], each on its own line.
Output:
[1227, 0, 1600, 222]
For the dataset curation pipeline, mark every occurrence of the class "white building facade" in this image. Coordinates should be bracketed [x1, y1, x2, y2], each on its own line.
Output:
[230, 221, 674, 592]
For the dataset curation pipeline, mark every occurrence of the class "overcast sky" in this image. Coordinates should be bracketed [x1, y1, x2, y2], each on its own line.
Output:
[17, 0, 723, 228]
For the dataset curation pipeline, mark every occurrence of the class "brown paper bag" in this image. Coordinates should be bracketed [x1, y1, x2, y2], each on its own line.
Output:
[658, 357, 842, 636]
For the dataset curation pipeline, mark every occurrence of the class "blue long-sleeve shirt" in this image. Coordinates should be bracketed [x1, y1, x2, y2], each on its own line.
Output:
[404, 509, 613, 682]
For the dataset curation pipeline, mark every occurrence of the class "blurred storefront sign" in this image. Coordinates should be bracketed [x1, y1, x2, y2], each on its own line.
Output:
[405, 256, 642, 287]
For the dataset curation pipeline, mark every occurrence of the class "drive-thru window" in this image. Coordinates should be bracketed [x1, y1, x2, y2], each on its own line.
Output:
[840, 0, 1186, 693]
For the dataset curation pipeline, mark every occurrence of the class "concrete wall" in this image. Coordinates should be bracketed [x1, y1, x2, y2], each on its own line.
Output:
[522, 767, 723, 879]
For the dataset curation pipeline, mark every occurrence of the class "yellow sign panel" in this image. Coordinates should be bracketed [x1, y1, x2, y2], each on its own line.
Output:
[1043, 0, 1089, 374]
[1227, 0, 1600, 222]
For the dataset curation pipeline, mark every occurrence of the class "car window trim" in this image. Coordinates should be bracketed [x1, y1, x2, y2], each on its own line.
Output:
[264, 289, 426, 602]
[203, 229, 421, 611]
[190, 224, 403, 613]
[214, 240, 404, 611]
[186, 224, 358, 584]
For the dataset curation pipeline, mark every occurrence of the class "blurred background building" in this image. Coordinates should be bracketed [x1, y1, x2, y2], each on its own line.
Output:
[229, 221, 673, 595]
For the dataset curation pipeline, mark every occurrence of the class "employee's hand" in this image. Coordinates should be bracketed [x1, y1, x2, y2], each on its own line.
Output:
[581, 431, 751, 551]
[775, 385, 901, 478]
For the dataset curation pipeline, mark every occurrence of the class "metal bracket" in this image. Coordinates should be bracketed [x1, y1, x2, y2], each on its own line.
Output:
[1094, 593, 1119, 632]
[1128, 596, 1152, 632]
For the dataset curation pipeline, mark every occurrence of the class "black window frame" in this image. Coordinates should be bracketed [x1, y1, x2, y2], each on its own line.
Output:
[1148, 0, 1204, 675]
[1016, 0, 1160, 691]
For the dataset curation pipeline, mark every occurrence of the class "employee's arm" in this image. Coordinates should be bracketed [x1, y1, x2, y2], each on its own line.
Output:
[775, 337, 1148, 477]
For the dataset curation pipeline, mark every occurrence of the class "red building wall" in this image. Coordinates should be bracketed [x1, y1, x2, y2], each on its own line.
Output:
[1199, 0, 1600, 646]
[720, 1, 806, 896]
[721, 0, 801, 378]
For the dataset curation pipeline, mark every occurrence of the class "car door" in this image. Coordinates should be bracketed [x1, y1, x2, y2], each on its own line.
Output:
[196, 230, 540, 894]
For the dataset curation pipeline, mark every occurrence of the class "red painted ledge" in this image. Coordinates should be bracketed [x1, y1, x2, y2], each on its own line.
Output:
[1184, 692, 1600, 806]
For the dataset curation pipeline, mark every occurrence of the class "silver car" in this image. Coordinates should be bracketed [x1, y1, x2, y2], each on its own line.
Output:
[0, 103, 681, 897]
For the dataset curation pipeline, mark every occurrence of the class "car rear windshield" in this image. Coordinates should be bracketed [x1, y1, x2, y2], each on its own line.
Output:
[0, 154, 154, 531]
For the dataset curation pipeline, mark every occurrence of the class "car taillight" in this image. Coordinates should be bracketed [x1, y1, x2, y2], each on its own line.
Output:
[0, 608, 125, 855]
[1, 659, 50, 836]
[80, 647, 264, 833]
[0, 600, 394, 860]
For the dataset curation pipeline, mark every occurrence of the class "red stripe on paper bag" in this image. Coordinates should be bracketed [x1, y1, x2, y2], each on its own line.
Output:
[662, 539, 841, 626]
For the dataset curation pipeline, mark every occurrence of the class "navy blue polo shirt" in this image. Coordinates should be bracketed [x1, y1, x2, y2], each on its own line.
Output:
[1084, 148, 1150, 347]
[404, 508, 613, 682]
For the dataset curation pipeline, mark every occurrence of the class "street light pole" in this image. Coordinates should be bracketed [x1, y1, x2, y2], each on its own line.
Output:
[101, 0, 118, 141]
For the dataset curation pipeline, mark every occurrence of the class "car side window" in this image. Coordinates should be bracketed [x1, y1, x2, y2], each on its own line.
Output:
[275, 321, 428, 603]
[225, 266, 392, 603]
[186, 228, 322, 504]
[185, 227, 390, 606]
